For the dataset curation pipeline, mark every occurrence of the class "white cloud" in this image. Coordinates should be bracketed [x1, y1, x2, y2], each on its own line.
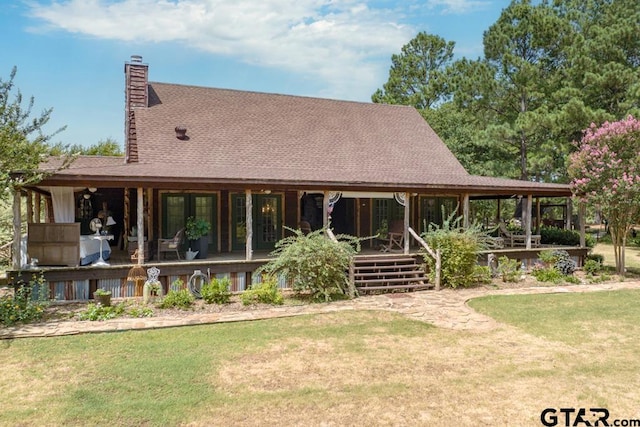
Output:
[426, 0, 490, 14]
[28, 0, 417, 100]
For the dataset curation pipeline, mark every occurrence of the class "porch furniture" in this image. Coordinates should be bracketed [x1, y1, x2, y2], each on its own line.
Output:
[157, 228, 184, 260]
[89, 234, 114, 266]
[27, 223, 80, 267]
[380, 220, 404, 252]
[80, 234, 113, 265]
[498, 222, 541, 247]
[479, 235, 505, 249]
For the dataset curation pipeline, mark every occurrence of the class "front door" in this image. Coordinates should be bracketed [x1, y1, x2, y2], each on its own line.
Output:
[231, 193, 282, 251]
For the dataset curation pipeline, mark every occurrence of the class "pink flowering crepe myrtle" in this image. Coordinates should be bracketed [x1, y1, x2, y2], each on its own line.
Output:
[568, 115, 640, 274]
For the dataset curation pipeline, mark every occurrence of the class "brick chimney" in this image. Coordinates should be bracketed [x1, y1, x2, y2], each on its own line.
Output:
[124, 55, 148, 163]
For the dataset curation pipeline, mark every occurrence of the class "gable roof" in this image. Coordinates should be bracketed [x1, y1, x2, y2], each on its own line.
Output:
[132, 82, 469, 184]
[37, 80, 570, 196]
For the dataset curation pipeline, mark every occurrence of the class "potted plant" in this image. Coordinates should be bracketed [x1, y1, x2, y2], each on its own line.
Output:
[185, 216, 211, 259]
[93, 288, 112, 306]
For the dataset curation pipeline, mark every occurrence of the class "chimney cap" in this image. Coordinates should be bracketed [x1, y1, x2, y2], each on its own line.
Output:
[130, 55, 143, 63]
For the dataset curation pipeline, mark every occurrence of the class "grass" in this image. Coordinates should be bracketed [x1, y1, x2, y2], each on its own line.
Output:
[592, 242, 640, 272]
[3, 289, 640, 426]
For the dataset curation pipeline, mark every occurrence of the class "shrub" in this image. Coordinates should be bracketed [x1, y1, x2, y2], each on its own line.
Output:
[586, 253, 604, 264]
[78, 302, 126, 321]
[538, 249, 576, 276]
[583, 259, 602, 275]
[472, 265, 493, 285]
[0, 274, 50, 326]
[421, 211, 485, 288]
[128, 306, 154, 318]
[201, 277, 232, 304]
[158, 289, 195, 310]
[497, 256, 522, 283]
[258, 226, 360, 302]
[531, 266, 564, 283]
[241, 277, 284, 306]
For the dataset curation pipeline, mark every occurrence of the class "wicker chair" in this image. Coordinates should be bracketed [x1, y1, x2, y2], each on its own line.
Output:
[157, 228, 184, 260]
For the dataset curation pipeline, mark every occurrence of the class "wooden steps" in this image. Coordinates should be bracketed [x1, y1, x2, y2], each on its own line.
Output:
[353, 254, 432, 293]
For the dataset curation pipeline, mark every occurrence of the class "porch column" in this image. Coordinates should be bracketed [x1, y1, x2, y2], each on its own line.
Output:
[536, 198, 541, 233]
[146, 188, 154, 242]
[566, 198, 573, 230]
[579, 201, 586, 248]
[403, 192, 410, 254]
[26, 191, 33, 224]
[123, 188, 130, 250]
[524, 195, 533, 249]
[462, 194, 470, 228]
[34, 193, 41, 223]
[12, 188, 22, 269]
[245, 189, 253, 261]
[136, 187, 144, 265]
[322, 191, 330, 227]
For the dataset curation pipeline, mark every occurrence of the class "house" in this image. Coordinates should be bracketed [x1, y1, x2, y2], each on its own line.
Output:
[8, 55, 585, 299]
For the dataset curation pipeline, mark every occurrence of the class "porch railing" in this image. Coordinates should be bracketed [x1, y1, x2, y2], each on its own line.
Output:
[408, 227, 441, 291]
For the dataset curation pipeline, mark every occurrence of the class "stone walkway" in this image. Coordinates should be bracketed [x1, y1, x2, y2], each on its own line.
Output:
[2, 281, 639, 339]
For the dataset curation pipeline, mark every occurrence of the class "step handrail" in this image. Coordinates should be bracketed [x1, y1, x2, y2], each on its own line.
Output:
[407, 227, 441, 290]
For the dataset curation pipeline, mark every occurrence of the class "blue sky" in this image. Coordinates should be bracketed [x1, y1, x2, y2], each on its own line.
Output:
[1, 0, 508, 148]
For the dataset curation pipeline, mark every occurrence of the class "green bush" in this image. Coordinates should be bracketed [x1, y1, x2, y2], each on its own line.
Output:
[158, 289, 195, 310]
[78, 302, 126, 321]
[583, 259, 603, 275]
[472, 265, 493, 285]
[0, 274, 50, 326]
[258, 226, 360, 302]
[241, 277, 284, 306]
[538, 249, 576, 275]
[201, 277, 232, 304]
[586, 253, 604, 264]
[540, 227, 594, 248]
[531, 266, 564, 283]
[422, 212, 484, 288]
[497, 256, 522, 283]
[128, 306, 154, 318]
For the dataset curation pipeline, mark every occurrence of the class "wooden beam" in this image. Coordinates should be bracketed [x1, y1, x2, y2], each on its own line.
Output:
[462, 193, 470, 228]
[26, 191, 33, 224]
[34, 193, 41, 223]
[525, 195, 533, 249]
[245, 189, 252, 261]
[403, 192, 410, 254]
[123, 188, 130, 249]
[147, 188, 154, 242]
[323, 191, 330, 227]
[12, 189, 22, 269]
[136, 187, 144, 265]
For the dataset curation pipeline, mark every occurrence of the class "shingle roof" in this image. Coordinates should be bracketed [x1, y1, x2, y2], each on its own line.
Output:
[132, 83, 469, 185]
[39, 82, 570, 196]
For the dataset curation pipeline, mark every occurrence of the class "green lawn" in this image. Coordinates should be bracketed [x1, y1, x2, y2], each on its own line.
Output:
[592, 242, 640, 272]
[3, 291, 640, 426]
